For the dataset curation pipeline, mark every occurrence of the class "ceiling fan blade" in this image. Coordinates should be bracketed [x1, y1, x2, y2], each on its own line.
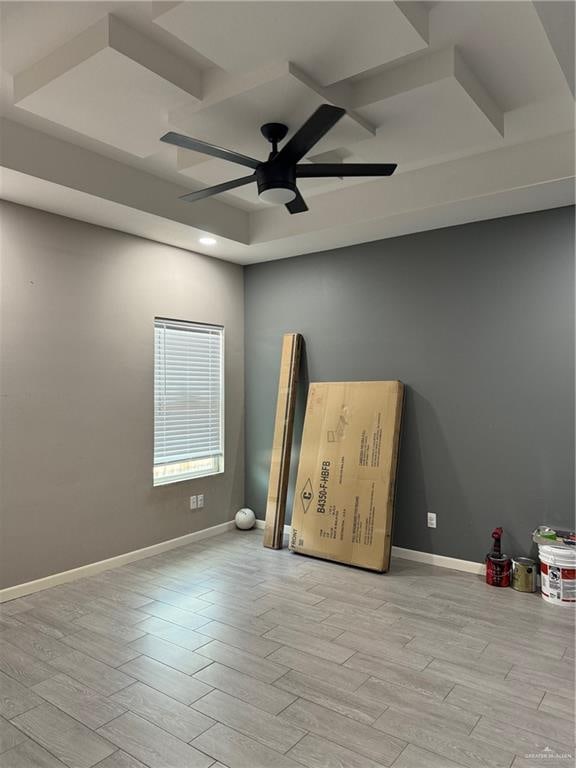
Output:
[161, 132, 260, 170]
[273, 105, 346, 166]
[179, 175, 256, 203]
[286, 189, 309, 214]
[296, 163, 397, 178]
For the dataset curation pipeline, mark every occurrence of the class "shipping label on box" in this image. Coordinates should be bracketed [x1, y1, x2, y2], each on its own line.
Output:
[290, 381, 404, 572]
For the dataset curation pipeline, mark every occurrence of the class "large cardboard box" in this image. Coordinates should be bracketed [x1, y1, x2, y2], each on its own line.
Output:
[290, 381, 404, 572]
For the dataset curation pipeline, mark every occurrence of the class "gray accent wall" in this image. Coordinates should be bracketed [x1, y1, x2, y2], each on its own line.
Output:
[0, 202, 244, 589]
[245, 207, 575, 563]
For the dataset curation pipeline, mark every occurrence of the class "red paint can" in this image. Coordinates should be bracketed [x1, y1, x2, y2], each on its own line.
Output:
[485, 527, 512, 587]
[486, 554, 512, 587]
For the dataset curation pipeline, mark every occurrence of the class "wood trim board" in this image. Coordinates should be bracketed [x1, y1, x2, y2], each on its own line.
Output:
[263, 332, 302, 549]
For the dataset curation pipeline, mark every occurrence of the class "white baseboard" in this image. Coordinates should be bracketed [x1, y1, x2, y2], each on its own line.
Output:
[254, 520, 289, 532]
[0, 520, 236, 603]
[2, 518, 484, 603]
[255, 520, 483, 575]
[391, 545, 484, 575]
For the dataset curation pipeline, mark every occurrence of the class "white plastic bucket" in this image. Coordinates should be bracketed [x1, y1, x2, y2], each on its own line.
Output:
[539, 544, 576, 606]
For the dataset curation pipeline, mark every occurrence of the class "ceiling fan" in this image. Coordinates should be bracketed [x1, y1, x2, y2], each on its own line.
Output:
[160, 104, 397, 214]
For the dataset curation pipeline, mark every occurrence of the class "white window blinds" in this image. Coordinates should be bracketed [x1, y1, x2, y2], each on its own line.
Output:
[154, 318, 224, 486]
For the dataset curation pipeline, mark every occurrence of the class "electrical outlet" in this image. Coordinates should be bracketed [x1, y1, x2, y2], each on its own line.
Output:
[427, 512, 437, 529]
[190, 495, 197, 510]
[197, 494, 204, 509]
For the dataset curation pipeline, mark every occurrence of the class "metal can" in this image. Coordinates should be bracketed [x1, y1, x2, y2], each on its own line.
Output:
[486, 554, 512, 587]
[512, 557, 537, 593]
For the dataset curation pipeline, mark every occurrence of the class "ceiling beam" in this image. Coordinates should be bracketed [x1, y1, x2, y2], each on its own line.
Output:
[0, 118, 250, 244]
[351, 47, 504, 137]
[2, 129, 572, 264]
[395, 1, 430, 45]
[249, 130, 574, 243]
[533, 1, 575, 97]
[13, 15, 203, 157]
[15, 14, 202, 103]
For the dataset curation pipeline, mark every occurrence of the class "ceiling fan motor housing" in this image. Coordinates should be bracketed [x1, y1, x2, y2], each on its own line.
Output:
[256, 163, 297, 204]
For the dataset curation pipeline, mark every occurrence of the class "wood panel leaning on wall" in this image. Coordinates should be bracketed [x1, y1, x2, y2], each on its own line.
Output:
[263, 333, 302, 549]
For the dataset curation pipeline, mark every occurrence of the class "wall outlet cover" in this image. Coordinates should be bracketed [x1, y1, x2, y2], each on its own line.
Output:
[190, 495, 197, 510]
[427, 512, 437, 528]
[197, 494, 204, 508]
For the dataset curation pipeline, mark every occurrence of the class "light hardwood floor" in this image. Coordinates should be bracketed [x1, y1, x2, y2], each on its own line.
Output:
[0, 529, 574, 768]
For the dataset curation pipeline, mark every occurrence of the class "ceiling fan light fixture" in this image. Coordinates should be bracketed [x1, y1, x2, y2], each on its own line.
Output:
[258, 185, 297, 205]
[164, 104, 397, 215]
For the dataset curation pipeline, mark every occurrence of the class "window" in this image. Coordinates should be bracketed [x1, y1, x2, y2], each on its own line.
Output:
[154, 318, 224, 486]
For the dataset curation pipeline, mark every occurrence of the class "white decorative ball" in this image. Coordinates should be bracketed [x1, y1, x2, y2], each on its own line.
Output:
[235, 507, 256, 530]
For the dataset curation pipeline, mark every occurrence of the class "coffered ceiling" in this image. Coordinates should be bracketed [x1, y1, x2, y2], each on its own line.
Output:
[0, 1, 574, 263]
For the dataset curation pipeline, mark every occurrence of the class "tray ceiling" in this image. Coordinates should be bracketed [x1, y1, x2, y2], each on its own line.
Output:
[0, 1, 574, 263]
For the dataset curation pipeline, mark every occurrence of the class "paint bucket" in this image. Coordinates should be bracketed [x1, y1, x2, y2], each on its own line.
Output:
[485, 527, 511, 587]
[511, 557, 537, 593]
[486, 554, 511, 587]
[539, 544, 576, 606]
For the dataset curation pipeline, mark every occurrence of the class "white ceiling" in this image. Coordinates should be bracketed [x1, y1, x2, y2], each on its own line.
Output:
[0, 1, 574, 264]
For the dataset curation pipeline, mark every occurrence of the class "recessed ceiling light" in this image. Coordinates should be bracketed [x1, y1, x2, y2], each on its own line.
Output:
[199, 236, 217, 246]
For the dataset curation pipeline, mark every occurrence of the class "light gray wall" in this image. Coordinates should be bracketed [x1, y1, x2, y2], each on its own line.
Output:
[245, 207, 575, 563]
[0, 201, 244, 589]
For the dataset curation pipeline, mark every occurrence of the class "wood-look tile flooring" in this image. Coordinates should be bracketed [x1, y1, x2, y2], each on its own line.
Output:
[1, 529, 574, 768]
